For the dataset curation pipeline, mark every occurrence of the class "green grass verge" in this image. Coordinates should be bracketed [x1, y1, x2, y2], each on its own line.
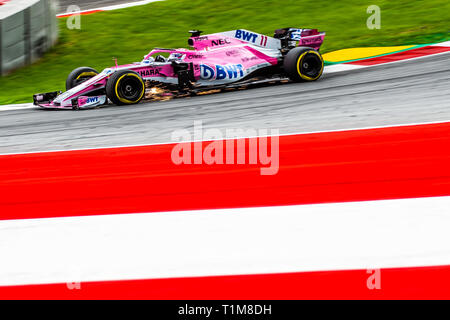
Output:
[1, 0, 449, 104]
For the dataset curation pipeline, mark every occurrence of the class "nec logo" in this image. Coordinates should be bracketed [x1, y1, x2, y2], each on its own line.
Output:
[201, 64, 244, 80]
[235, 30, 258, 43]
[211, 39, 231, 46]
[86, 97, 99, 103]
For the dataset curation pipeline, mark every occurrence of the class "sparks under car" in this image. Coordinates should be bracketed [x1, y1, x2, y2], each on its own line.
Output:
[33, 28, 326, 109]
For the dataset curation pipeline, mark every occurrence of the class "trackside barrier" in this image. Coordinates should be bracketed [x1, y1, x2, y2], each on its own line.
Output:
[0, 0, 58, 75]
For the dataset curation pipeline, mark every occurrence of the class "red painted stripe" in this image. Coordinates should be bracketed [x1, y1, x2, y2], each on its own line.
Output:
[1, 265, 450, 299]
[347, 46, 450, 65]
[1, 122, 450, 220]
[57, 10, 103, 18]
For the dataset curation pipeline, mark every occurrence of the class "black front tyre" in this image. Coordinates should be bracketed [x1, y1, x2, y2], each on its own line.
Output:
[283, 47, 324, 82]
[106, 70, 145, 105]
[66, 67, 99, 90]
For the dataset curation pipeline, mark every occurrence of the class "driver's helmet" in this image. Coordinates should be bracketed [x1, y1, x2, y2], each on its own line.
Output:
[168, 52, 185, 61]
[142, 56, 155, 64]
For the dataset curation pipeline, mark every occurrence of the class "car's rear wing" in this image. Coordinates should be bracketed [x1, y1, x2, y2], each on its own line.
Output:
[274, 28, 325, 51]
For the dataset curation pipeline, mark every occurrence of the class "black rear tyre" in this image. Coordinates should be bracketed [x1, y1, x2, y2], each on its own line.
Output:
[66, 67, 99, 90]
[106, 70, 145, 105]
[283, 47, 324, 82]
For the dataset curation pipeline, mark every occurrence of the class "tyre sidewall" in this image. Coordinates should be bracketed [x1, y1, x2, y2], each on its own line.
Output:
[106, 70, 145, 105]
[66, 67, 99, 90]
[284, 47, 324, 82]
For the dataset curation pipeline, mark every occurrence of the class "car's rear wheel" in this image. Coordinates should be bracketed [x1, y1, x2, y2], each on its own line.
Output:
[66, 67, 99, 90]
[284, 47, 324, 82]
[106, 70, 145, 105]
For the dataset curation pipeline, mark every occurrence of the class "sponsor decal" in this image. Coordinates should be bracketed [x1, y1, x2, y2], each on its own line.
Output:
[241, 56, 258, 62]
[235, 30, 258, 43]
[187, 54, 204, 59]
[78, 95, 106, 108]
[194, 36, 209, 41]
[259, 35, 268, 46]
[86, 96, 99, 104]
[201, 64, 244, 80]
[301, 37, 322, 45]
[211, 39, 231, 46]
[138, 69, 161, 77]
[225, 49, 240, 57]
[235, 29, 268, 46]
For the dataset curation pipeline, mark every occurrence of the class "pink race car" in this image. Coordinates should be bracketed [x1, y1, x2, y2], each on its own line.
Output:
[33, 28, 325, 109]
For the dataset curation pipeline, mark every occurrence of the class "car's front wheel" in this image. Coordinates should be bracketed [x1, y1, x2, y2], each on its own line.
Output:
[66, 67, 99, 90]
[283, 47, 324, 82]
[106, 70, 145, 105]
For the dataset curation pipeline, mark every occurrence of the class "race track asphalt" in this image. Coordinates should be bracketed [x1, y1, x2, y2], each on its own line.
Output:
[0, 53, 449, 154]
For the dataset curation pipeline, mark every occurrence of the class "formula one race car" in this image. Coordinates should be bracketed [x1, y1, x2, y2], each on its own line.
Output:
[33, 28, 325, 109]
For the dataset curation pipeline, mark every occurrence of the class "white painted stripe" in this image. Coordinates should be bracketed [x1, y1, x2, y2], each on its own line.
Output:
[0, 103, 35, 111]
[1, 196, 450, 286]
[323, 63, 366, 73]
[56, 0, 163, 17]
[431, 41, 450, 47]
[100, 0, 163, 11]
[56, 8, 102, 17]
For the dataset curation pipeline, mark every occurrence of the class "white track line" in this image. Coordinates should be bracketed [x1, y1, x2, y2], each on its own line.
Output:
[322, 63, 366, 73]
[1, 196, 450, 286]
[432, 40, 450, 47]
[0, 103, 34, 111]
[56, 0, 163, 17]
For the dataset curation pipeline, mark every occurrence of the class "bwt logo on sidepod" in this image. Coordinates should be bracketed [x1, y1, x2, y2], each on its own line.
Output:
[201, 64, 244, 80]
